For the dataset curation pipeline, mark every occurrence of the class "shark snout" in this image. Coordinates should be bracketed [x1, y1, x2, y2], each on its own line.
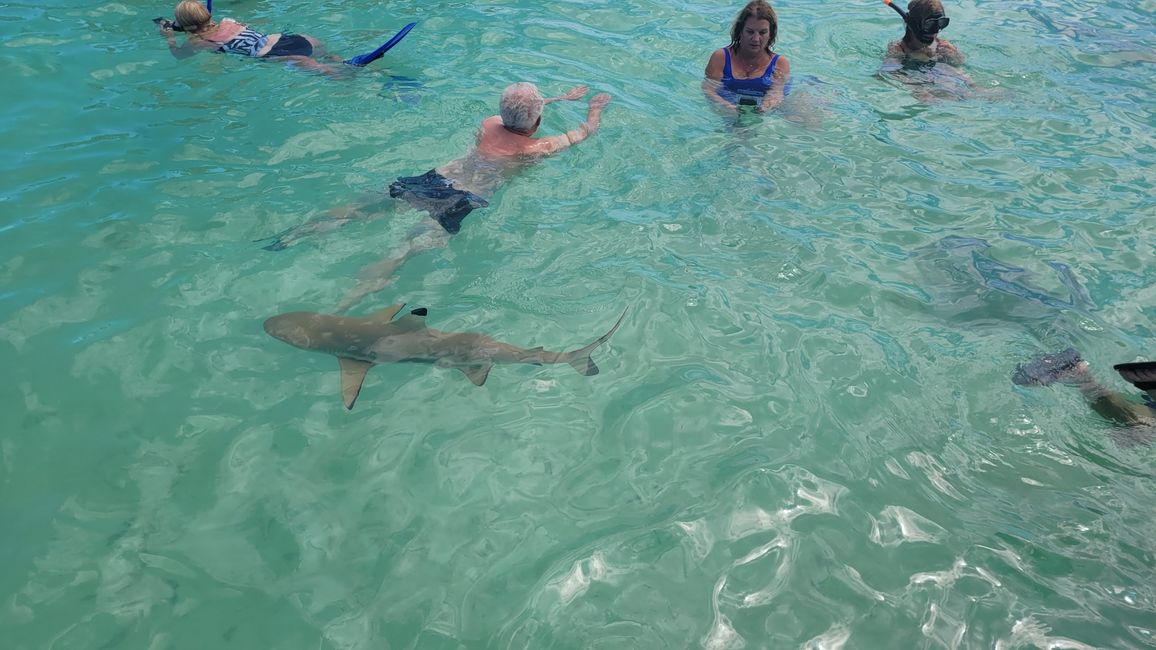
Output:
[264, 313, 313, 348]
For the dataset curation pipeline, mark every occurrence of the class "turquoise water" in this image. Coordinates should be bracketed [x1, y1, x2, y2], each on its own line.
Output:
[3, 0, 1155, 647]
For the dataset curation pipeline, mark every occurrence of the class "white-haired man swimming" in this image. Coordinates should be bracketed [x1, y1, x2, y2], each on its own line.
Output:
[388, 82, 610, 235]
[263, 82, 610, 311]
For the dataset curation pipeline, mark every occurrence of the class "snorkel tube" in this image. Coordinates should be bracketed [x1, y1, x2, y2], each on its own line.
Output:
[883, 0, 910, 21]
[883, 0, 942, 45]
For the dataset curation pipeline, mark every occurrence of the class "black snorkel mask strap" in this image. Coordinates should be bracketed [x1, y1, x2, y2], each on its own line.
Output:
[153, 1, 210, 32]
[883, 0, 939, 44]
[153, 17, 186, 31]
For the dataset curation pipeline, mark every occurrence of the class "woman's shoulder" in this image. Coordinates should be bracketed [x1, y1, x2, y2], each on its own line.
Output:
[705, 47, 730, 77]
[769, 51, 790, 72]
[937, 39, 964, 61]
[707, 47, 733, 67]
[217, 18, 247, 32]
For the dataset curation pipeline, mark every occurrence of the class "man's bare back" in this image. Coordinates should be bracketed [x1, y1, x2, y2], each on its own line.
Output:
[437, 93, 611, 198]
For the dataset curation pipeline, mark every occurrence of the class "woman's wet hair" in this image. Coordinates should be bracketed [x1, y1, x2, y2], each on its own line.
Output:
[499, 82, 544, 133]
[174, 0, 212, 33]
[905, 0, 945, 35]
[729, 0, 778, 54]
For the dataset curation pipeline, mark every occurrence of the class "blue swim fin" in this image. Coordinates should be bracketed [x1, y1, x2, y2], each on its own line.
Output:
[345, 22, 417, 67]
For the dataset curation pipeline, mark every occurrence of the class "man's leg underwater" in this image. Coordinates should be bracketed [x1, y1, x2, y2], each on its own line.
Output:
[258, 193, 396, 251]
[335, 216, 451, 313]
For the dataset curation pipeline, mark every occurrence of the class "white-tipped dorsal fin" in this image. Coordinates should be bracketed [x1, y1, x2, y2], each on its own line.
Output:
[338, 357, 374, 410]
[366, 303, 406, 324]
[393, 307, 428, 332]
[460, 363, 493, 386]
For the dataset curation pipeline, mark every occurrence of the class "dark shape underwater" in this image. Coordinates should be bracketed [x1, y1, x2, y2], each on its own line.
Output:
[1012, 348, 1083, 386]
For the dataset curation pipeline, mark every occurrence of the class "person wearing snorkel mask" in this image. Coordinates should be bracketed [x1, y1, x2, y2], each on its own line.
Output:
[885, 0, 963, 65]
[158, 1, 345, 76]
[1012, 350, 1156, 449]
[156, 0, 415, 77]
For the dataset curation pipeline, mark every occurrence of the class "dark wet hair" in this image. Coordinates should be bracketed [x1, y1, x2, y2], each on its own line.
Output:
[729, 1, 778, 54]
[904, 0, 945, 38]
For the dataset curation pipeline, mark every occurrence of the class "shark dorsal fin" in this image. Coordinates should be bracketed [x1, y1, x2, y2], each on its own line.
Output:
[367, 304, 406, 324]
[393, 307, 428, 332]
[338, 357, 374, 410]
[460, 363, 493, 386]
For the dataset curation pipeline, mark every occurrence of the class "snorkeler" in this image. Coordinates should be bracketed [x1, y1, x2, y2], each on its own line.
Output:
[1013, 349, 1155, 447]
[157, 1, 414, 77]
[703, 0, 791, 113]
[883, 0, 964, 65]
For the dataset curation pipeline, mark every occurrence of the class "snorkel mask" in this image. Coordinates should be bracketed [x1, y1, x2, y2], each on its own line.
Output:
[152, 0, 211, 32]
[153, 17, 186, 31]
[883, 0, 950, 44]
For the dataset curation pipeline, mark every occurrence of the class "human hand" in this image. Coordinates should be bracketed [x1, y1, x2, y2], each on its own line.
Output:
[588, 93, 611, 109]
[561, 85, 588, 101]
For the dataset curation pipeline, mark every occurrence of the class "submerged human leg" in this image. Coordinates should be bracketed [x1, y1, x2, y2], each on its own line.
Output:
[258, 194, 395, 251]
[1065, 363, 1155, 428]
[278, 54, 348, 78]
[1015, 350, 1155, 431]
[335, 217, 450, 313]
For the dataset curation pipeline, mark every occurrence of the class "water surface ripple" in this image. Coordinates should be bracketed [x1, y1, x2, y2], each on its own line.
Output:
[2, 0, 1155, 648]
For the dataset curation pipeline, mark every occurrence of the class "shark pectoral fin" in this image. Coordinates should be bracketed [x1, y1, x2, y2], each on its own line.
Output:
[394, 308, 428, 332]
[367, 303, 406, 324]
[460, 363, 493, 386]
[568, 356, 599, 376]
[338, 358, 374, 409]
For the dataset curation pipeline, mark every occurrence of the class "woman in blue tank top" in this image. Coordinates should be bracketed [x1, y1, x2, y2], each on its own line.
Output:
[703, 1, 791, 113]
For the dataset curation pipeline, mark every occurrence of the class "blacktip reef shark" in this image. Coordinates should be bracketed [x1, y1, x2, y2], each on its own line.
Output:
[264, 304, 627, 409]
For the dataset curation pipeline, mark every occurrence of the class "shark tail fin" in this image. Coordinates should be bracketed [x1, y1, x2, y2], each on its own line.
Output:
[563, 308, 627, 376]
[255, 226, 297, 251]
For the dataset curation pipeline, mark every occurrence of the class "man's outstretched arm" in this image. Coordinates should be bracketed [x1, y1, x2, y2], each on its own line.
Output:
[533, 92, 611, 155]
[543, 85, 588, 105]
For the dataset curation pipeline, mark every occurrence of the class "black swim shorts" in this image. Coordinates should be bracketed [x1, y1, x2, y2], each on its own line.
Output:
[388, 169, 489, 234]
[264, 34, 313, 58]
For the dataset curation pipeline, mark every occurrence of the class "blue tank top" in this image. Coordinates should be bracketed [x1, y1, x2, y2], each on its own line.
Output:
[721, 48, 780, 100]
